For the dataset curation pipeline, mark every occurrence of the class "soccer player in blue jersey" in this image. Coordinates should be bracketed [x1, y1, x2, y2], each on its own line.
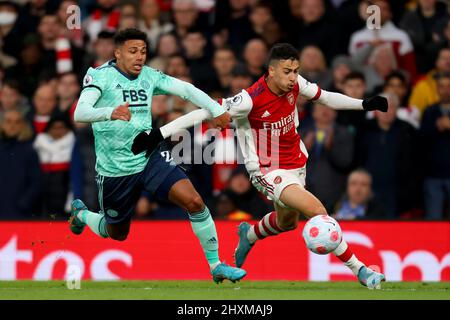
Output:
[70, 28, 246, 283]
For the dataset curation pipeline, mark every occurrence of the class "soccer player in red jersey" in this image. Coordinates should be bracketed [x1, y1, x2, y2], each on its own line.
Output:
[132, 43, 387, 289]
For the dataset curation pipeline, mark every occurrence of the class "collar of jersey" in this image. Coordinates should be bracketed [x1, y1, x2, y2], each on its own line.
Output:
[108, 59, 139, 81]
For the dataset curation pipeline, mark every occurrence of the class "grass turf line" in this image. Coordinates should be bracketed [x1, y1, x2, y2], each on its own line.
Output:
[0, 281, 449, 300]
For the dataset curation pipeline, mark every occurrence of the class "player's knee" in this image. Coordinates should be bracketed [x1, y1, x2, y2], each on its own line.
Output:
[186, 194, 205, 213]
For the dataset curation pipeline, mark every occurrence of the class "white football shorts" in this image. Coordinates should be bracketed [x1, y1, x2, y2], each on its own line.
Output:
[251, 167, 306, 208]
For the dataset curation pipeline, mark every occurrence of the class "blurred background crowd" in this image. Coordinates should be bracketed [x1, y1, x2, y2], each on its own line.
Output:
[0, 0, 449, 221]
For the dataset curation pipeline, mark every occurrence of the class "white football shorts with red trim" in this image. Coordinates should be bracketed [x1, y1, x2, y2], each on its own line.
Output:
[251, 167, 306, 208]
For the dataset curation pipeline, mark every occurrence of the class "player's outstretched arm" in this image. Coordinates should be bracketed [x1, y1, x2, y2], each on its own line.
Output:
[156, 73, 230, 123]
[297, 75, 388, 112]
[131, 88, 253, 156]
[131, 108, 213, 155]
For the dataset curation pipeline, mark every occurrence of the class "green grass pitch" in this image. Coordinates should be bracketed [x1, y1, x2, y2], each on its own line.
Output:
[0, 281, 449, 300]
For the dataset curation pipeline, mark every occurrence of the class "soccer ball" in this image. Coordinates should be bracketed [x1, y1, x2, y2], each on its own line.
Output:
[302, 215, 342, 254]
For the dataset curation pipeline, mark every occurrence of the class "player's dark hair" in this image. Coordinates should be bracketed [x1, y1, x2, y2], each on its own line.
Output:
[268, 43, 299, 65]
[344, 71, 366, 83]
[114, 28, 148, 46]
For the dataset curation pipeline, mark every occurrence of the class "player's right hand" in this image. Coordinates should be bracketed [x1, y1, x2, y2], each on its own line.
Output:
[212, 112, 231, 130]
[111, 102, 131, 121]
[131, 129, 164, 157]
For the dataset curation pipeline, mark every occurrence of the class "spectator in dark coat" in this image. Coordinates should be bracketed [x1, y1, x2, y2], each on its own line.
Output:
[287, 0, 338, 64]
[426, 18, 450, 75]
[334, 168, 386, 220]
[420, 73, 450, 220]
[181, 28, 216, 91]
[0, 109, 41, 219]
[213, 0, 257, 55]
[355, 93, 419, 218]
[299, 102, 355, 213]
[4, 34, 46, 99]
[210, 47, 237, 96]
[400, 0, 449, 74]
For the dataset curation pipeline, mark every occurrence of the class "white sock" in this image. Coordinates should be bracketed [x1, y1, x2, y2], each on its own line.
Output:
[345, 255, 365, 276]
[247, 226, 258, 244]
[333, 239, 365, 276]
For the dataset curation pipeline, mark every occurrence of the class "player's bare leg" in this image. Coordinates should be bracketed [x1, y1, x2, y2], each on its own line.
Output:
[278, 184, 385, 289]
[168, 178, 246, 283]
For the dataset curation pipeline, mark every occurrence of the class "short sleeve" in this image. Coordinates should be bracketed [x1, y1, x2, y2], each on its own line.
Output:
[221, 90, 253, 119]
[81, 67, 105, 94]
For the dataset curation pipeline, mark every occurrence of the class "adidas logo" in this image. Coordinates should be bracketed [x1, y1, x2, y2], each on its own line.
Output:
[116, 83, 122, 89]
[261, 110, 271, 118]
[207, 237, 217, 244]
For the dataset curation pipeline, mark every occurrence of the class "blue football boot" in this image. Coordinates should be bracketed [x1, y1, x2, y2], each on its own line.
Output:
[233, 222, 255, 268]
[69, 199, 87, 235]
[358, 266, 385, 289]
[211, 262, 247, 284]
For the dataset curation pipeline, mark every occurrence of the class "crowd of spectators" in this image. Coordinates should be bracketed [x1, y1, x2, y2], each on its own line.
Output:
[0, 0, 449, 221]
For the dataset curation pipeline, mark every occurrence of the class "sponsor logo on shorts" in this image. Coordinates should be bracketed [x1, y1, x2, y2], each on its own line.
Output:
[274, 176, 282, 184]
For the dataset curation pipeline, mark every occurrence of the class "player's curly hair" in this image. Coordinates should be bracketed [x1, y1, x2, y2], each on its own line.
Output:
[268, 43, 299, 65]
[114, 28, 149, 46]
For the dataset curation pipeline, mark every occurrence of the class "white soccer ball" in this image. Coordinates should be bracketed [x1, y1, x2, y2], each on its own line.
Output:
[302, 215, 342, 254]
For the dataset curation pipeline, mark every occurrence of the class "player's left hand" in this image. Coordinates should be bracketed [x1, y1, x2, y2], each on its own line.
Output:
[212, 112, 231, 130]
[362, 96, 388, 112]
[111, 102, 131, 121]
[131, 129, 164, 156]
